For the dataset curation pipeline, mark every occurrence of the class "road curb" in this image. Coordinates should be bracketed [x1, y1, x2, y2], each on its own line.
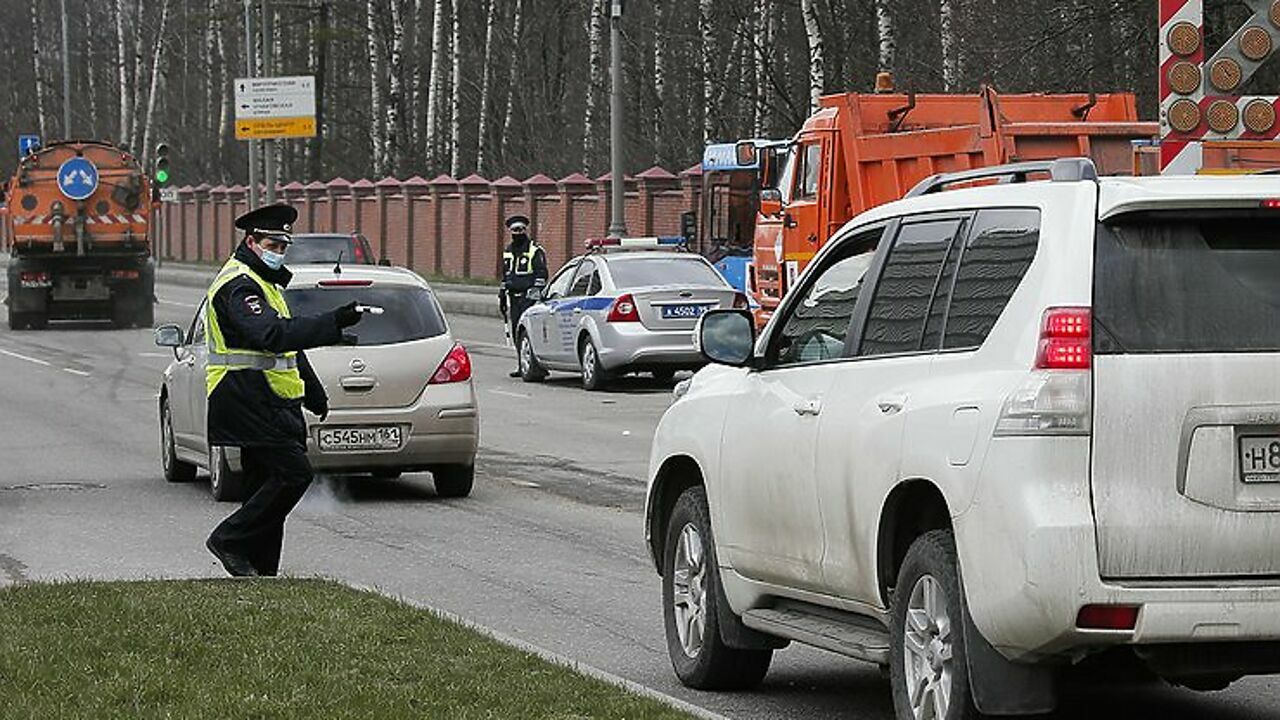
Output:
[349, 581, 733, 720]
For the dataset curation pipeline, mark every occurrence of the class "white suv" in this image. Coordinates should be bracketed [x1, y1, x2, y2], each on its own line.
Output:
[644, 159, 1280, 719]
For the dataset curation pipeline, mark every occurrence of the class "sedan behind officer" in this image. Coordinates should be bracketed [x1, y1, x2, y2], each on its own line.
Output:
[499, 214, 547, 377]
[204, 203, 364, 577]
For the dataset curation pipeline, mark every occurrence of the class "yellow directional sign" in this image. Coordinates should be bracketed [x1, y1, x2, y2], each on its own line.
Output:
[235, 117, 317, 140]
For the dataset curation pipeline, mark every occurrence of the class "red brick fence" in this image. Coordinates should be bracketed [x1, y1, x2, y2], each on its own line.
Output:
[141, 165, 704, 281]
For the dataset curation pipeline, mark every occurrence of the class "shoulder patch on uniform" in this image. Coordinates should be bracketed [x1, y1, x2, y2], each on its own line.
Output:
[243, 294, 264, 315]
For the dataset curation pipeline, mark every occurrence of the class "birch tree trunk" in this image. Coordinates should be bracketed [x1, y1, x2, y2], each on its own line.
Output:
[582, 0, 606, 174]
[940, 0, 959, 91]
[499, 0, 525, 166]
[875, 0, 896, 73]
[699, 0, 715, 144]
[753, 0, 776, 136]
[651, 0, 664, 164]
[85, 7, 98, 138]
[474, 0, 500, 176]
[216, 6, 231, 181]
[204, 1, 217, 164]
[141, 0, 171, 167]
[449, 0, 462, 176]
[425, 0, 447, 169]
[799, 0, 825, 112]
[130, 0, 146, 151]
[309, 0, 329, 181]
[410, 0, 425, 154]
[387, 0, 405, 175]
[366, 0, 386, 176]
[31, 0, 47, 139]
[115, 0, 131, 145]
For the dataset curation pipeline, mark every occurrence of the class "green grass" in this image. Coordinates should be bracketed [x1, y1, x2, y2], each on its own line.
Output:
[0, 579, 692, 720]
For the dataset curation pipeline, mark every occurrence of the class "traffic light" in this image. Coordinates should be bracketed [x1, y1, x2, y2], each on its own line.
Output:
[153, 143, 171, 186]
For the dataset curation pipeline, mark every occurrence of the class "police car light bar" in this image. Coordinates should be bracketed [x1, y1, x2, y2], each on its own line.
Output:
[585, 236, 687, 251]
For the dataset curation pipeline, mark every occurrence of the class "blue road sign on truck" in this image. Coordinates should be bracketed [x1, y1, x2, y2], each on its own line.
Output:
[57, 157, 99, 201]
[18, 135, 40, 157]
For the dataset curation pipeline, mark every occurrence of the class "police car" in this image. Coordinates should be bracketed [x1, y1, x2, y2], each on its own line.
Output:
[515, 237, 746, 390]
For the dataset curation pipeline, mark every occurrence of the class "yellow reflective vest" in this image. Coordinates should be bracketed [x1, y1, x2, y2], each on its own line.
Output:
[204, 257, 305, 400]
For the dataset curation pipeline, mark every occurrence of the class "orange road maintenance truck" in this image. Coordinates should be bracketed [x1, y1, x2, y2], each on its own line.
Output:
[747, 83, 1159, 325]
[3, 141, 155, 330]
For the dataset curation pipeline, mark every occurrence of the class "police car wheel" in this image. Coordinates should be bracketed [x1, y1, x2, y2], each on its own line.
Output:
[519, 332, 547, 382]
[209, 447, 248, 502]
[433, 465, 474, 498]
[662, 486, 772, 690]
[160, 398, 197, 483]
[580, 340, 609, 391]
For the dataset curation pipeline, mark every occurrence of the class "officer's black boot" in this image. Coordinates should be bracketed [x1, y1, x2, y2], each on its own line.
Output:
[206, 536, 260, 577]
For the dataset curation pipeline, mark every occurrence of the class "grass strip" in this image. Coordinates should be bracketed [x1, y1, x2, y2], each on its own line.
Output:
[0, 578, 693, 720]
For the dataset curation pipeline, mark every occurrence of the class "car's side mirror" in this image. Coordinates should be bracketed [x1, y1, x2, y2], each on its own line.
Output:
[696, 310, 756, 367]
[154, 324, 184, 348]
[759, 188, 783, 216]
[528, 287, 545, 301]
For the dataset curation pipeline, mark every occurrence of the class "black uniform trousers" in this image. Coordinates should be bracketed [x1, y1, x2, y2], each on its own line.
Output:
[208, 442, 312, 576]
[508, 294, 535, 362]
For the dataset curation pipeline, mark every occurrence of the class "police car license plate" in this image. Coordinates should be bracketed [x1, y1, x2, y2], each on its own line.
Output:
[319, 426, 403, 452]
[661, 304, 712, 319]
[1239, 435, 1280, 483]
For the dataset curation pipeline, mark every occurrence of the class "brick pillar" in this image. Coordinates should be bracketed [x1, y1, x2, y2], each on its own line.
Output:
[375, 177, 401, 262]
[209, 186, 227, 260]
[303, 181, 326, 231]
[193, 184, 211, 262]
[458, 174, 490, 280]
[177, 186, 195, 262]
[427, 175, 457, 275]
[402, 176, 430, 271]
[680, 164, 703, 218]
[522, 174, 558, 242]
[558, 173, 596, 262]
[636, 166, 679, 236]
[327, 178, 352, 233]
[351, 178, 375, 236]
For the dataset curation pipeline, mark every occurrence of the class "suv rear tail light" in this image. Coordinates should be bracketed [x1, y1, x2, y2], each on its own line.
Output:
[606, 294, 640, 322]
[429, 343, 472, 384]
[994, 307, 1092, 437]
[351, 237, 368, 263]
[1076, 605, 1140, 631]
[19, 271, 51, 287]
[732, 292, 749, 309]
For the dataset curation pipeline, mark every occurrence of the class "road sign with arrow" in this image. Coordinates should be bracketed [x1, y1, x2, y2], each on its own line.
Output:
[234, 75, 317, 140]
[57, 157, 99, 201]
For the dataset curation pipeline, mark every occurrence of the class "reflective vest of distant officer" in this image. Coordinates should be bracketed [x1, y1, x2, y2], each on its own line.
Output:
[499, 214, 548, 377]
[202, 203, 364, 578]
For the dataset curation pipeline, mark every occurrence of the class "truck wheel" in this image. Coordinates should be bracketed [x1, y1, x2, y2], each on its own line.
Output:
[663, 486, 772, 690]
[433, 464, 474, 498]
[160, 398, 197, 483]
[890, 530, 978, 720]
[136, 301, 155, 328]
[209, 446, 248, 502]
[112, 300, 137, 329]
[6, 308, 26, 330]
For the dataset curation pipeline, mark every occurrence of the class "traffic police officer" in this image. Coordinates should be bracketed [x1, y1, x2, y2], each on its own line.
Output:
[204, 203, 363, 577]
[499, 214, 548, 377]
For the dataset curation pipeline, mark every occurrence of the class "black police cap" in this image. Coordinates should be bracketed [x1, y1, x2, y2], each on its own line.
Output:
[505, 214, 531, 231]
[235, 203, 298, 242]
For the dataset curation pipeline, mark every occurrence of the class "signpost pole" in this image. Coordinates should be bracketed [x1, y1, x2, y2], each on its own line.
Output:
[262, 0, 276, 204]
[243, 0, 260, 209]
[607, 0, 628, 239]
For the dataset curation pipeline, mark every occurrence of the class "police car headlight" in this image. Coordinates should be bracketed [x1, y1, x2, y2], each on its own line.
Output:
[673, 378, 692, 400]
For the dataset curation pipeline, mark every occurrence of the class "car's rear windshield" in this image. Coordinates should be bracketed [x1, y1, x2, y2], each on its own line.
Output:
[607, 256, 727, 289]
[285, 286, 445, 346]
[1094, 210, 1280, 354]
[287, 236, 359, 264]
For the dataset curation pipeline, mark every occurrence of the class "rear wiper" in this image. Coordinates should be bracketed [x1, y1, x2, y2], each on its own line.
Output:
[333, 250, 344, 276]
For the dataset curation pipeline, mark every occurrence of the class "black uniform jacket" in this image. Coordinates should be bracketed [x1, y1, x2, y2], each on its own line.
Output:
[207, 243, 343, 447]
[502, 236, 548, 294]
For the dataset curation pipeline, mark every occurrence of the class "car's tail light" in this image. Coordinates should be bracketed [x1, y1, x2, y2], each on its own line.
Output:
[607, 294, 640, 322]
[1076, 605, 1140, 631]
[109, 269, 140, 280]
[732, 292, 749, 309]
[429, 343, 472, 384]
[351, 237, 367, 263]
[994, 307, 1092, 437]
[19, 271, 50, 287]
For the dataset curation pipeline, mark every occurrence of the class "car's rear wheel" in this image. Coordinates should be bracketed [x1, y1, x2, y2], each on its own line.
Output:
[209, 446, 248, 502]
[580, 339, 610, 391]
[519, 332, 547, 382]
[890, 530, 978, 720]
[663, 486, 772, 690]
[160, 398, 197, 483]
[433, 464, 474, 498]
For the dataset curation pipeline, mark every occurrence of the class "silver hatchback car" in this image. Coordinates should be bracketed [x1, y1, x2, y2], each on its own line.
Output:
[156, 265, 479, 501]
[516, 240, 745, 390]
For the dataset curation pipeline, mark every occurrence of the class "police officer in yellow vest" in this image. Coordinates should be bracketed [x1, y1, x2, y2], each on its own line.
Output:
[499, 214, 547, 377]
[204, 204, 363, 577]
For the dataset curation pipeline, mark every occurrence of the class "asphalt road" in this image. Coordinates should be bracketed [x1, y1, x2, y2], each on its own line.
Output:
[0, 276, 1276, 720]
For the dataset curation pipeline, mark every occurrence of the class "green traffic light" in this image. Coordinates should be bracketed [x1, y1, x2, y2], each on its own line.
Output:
[155, 168, 170, 184]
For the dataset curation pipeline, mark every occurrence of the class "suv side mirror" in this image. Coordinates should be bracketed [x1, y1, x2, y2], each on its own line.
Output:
[154, 324, 184, 348]
[759, 188, 782, 216]
[696, 310, 756, 367]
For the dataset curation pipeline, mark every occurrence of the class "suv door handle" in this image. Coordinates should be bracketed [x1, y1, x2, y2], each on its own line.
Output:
[877, 394, 908, 415]
[793, 398, 822, 417]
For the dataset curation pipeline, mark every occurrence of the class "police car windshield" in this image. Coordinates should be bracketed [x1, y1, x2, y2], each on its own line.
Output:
[286, 286, 446, 346]
[607, 256, 727, 289]
[287, 235, 365, 264]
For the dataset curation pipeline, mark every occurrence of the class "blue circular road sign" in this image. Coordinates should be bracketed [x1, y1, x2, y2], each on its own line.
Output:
[57, 157, 99, 201]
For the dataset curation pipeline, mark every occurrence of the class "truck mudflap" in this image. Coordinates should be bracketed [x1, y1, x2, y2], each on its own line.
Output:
[961, 578, 1057, 715]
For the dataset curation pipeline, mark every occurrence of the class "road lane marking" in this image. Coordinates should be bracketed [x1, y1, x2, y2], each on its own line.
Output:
[139, 352, 172, 358]
[488, 389, 531, 399]
[0, 348, 51, 366]
[62, 368, 90, 377]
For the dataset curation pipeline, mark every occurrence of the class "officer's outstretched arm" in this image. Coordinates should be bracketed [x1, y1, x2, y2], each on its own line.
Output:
[216, 281, 343, 353]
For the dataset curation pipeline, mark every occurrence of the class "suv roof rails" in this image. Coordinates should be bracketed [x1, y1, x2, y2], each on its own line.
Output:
[905, 157, 1098, 198]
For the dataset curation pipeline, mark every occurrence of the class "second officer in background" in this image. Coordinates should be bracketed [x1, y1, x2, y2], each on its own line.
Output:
[498, 214, 547, 377]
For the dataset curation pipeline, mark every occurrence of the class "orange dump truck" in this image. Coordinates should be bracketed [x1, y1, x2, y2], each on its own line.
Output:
[4, 141, 155, 329]
[750, 86, 1159, 322]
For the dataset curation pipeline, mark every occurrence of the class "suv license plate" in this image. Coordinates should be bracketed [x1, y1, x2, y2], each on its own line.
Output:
[319, 426, 403, 452]
[1239, 435, 1280, 483]
[661, 304, 711, 319]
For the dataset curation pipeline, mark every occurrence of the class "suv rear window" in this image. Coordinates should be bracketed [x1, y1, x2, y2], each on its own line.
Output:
[607, 257, 727, 289]
[285, 286, 445, 346]
[1095, 211, 1280, 354]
